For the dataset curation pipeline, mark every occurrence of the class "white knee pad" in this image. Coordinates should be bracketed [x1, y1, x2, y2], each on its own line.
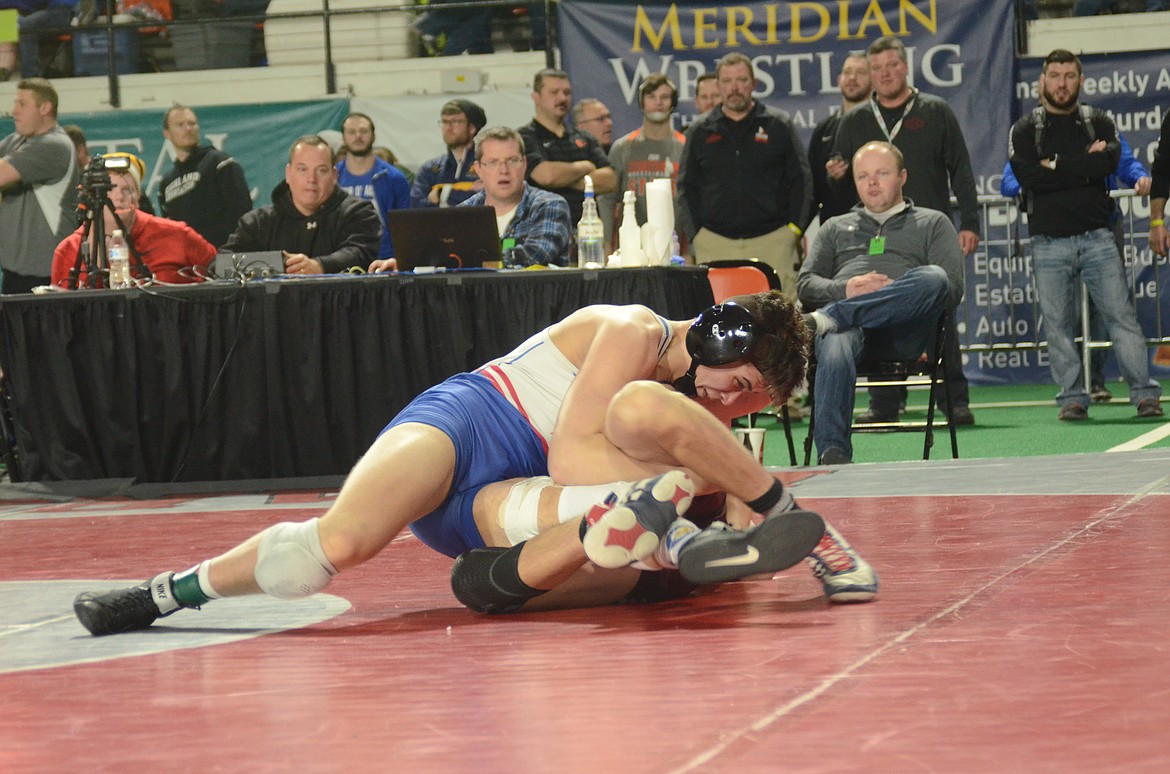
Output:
[254, 518, 337, 600]
[499, 476, 554, 545]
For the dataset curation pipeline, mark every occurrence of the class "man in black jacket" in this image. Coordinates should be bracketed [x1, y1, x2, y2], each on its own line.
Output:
[221, 135, 381, 274]
[158, 105, 253, 248]
[1008, 49, 1162, 421]
[677, 52, 812, 298]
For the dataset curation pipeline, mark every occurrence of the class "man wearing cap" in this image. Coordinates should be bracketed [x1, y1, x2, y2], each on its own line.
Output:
[158, 105, 253, 249]
[0, 78, 78, 294]
[410, 99, 486, 209]
[51, 153, 216, 288]
[336, 112, 410, 261]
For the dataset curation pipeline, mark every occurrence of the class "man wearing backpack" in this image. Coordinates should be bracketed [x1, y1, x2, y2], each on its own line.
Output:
[1008, 49, 1162, 422]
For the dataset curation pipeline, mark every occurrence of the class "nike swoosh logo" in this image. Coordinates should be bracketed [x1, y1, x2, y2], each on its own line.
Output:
[704, 546, 759, 568]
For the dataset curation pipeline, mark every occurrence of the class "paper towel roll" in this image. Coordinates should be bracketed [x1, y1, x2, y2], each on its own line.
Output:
[644, 178, 675, 265]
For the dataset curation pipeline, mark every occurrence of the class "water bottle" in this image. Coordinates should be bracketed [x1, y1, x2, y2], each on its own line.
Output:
[577, 175, 605, 269]
[108, 229, 131, 289]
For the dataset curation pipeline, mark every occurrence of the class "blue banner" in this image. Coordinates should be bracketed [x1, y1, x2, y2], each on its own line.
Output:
[558, 0, 1016, 192]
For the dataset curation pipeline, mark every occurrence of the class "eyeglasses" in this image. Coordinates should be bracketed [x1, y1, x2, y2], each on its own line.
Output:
[439, 118, 468, 127]
[577, 114, 613, 125]
[477, 157, 524, 170]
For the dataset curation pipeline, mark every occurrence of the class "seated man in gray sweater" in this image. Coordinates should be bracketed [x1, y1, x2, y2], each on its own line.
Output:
[796, 141, 965, 465]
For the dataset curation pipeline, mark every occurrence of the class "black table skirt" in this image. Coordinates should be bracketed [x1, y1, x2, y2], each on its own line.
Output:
[0, 267, 714, 482]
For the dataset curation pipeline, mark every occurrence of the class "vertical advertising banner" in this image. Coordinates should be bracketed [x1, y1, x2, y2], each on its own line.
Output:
[558, 0, 1016, 191]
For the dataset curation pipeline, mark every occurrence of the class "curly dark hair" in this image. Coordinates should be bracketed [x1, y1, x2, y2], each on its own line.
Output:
[726, 291, 810, 402]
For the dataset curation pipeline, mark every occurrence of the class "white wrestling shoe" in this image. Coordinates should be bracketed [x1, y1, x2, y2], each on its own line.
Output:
[582, 471, 695, 569]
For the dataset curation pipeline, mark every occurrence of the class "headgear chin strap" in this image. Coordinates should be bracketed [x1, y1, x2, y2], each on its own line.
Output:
[674, 302, 760, 396]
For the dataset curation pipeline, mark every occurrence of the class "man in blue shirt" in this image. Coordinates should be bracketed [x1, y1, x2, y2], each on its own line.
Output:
[336, 112, 409, 259]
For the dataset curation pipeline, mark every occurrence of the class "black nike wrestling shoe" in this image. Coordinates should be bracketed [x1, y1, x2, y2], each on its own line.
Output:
[73, 572, 185, 636]
[677, 510, 826, 584]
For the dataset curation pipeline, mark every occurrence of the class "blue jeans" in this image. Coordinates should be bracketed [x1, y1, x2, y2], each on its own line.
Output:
[1030, 228, 1160, 409]
[812, 265, 951, 460]
[18, 6, 74, 78]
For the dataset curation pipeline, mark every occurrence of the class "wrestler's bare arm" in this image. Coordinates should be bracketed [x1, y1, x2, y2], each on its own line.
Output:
[546, 306, 667, 478]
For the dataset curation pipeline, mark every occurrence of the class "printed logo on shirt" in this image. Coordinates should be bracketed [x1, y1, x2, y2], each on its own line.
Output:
[574, 138, 587, 149]
[163, 171, 202, 202]
[306, 221, 317, 230]
[705, 133, 723, 144]
[905, 116, 926, 132]
[754, 127, 770, 143]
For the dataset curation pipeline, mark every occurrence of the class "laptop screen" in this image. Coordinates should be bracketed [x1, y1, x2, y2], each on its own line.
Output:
[385, 205, 502, 271]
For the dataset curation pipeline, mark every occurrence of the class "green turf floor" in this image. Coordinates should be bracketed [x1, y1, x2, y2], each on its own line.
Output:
[754, 379, 1170, 466]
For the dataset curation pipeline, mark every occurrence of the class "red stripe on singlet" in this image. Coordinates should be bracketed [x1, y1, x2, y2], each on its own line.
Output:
[476, 366, 550, 454]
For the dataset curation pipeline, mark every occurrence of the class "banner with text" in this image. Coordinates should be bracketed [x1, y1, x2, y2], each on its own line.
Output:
[558, 0, 1016, 194]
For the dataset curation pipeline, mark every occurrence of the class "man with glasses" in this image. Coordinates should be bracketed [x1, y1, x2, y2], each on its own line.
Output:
[461, 126, 570, 267]
[572, 98, 615, 154]
[519, 68, 615, 227]
[410, 99, 486, 209]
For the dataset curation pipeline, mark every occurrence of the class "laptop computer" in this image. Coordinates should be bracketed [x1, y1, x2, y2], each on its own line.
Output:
[385, 206, 502, 271]
[215, 251, 286, 280]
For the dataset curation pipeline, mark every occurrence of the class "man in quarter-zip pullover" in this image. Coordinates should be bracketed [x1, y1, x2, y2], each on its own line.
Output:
[797, 142, 964, 465]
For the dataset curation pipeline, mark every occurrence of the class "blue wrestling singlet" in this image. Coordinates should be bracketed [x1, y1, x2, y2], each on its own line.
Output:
[385, 373, 547, 557]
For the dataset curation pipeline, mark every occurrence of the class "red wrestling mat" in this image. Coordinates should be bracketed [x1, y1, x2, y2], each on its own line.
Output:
[2, 484, 1169, 772]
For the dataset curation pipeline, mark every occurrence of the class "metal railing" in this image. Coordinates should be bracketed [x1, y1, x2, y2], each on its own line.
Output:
[29, 0, 556, 107]
[960, 191, 1169, 382]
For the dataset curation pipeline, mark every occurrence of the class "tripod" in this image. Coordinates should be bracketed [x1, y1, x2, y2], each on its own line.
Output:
[68, 186, 147, 290]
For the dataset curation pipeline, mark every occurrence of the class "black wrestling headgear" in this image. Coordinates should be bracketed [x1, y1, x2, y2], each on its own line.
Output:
[672, 302, 761, 396]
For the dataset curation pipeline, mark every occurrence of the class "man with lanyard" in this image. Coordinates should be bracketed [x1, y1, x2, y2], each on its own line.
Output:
[827, 35, 980, 427]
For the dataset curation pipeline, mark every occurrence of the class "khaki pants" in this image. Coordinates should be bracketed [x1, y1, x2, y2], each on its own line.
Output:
[692, 225, 802, 299]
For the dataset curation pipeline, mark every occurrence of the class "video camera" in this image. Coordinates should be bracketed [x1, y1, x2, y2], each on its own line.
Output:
[76, 153, 134, 224]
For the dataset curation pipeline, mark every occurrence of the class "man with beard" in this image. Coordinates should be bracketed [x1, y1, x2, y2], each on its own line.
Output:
[518, 68, 615, 227]
[826, 36, 979, 427]
[222, 135, 380, 274]
[807, 52, 871, 227]
[158, 105, 253, 249]
[410, 99, 485, 209]
[677, 52, 811, 297]
[336, 112, 410, 260]
[607, 74, 686, 252]
[1009, 49, 1162, 421]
